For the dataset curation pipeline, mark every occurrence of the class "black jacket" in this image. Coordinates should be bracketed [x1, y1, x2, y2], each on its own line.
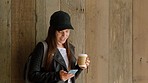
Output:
[28, 42, 83, 83]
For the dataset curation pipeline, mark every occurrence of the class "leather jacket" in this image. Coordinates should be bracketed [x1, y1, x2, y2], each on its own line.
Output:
[28, 42, 83, 83]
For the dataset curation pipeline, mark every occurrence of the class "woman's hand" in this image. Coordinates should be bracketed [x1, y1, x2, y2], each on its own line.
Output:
[59, 70, 74, 81]
[86, 57, 90, 67]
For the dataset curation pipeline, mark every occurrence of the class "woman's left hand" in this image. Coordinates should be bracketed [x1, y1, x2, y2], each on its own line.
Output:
[85, 57, 90, 67]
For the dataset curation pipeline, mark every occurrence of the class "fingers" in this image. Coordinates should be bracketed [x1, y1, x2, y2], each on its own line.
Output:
[68, 74, 75, 78]
[60, 70, 67, 74]
[59, 70, 74, 81]
[86, 57, 90, 66]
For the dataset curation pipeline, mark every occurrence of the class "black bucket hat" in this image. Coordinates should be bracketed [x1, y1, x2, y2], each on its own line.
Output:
[50, 11, 74, 31]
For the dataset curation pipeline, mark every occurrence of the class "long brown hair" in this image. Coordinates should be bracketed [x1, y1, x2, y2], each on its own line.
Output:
[45, 26, 72, 71]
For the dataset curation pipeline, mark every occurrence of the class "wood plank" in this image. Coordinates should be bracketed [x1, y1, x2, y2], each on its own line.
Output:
[45, 0, 60, 30]
[35, 0, 46, 42]
[0, 0, 11, 83]
[35, 0, 60, 42]
[60, 0, 86, 83]
[133, 0, 148, 83]
[109, 0, 132, 83]
[11, 0, 35, 83]
[85, 0, 109, 83]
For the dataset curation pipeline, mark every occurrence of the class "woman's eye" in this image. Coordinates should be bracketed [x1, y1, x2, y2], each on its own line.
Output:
[58, 31, 63, 33]
[66, 30, 70, 33]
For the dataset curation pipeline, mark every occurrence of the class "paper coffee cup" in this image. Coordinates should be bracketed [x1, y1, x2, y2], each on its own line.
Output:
[78, 54, 88, 68]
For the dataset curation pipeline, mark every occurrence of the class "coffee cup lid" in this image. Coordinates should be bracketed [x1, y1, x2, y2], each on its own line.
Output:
[78, 54, 88, 57]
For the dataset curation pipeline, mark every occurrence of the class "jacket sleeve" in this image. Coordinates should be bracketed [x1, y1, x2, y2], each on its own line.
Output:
[74, 64, 83, 79]
[69, 43, 83, 79]
[28, 42, 63, 83]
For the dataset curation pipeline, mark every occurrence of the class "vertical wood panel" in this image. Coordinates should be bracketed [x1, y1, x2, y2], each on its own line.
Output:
[36, 0, 60, 42]
[109, 0, 132, 83]
[60, 0, 86, 83]
[45, 0, 60, 31]
[0, 0, 11, 83]
[133, 0, 148, 83]
[11, 0, 35, 83]
[35, 0, 46, 42]
[85, 0, 109, 83]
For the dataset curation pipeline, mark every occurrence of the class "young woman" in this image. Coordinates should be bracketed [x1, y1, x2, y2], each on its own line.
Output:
[28, 11, 90, 83]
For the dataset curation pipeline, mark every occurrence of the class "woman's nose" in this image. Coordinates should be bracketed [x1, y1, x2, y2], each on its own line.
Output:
[62, 32, 66, 37]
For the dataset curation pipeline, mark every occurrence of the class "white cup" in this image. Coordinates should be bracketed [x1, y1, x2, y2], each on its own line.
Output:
[78, 54, 88, 68]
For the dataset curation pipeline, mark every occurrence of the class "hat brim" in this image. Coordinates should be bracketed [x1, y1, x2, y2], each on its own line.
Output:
[56, 24, 74, 31]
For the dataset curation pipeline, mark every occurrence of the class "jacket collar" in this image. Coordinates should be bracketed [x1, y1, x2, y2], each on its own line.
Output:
[53, 49, 67, 70]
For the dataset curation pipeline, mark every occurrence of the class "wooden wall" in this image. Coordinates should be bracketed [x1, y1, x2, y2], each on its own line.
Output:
[0, 0, 148, 83]
[86, 0, 132, 83]
[11, 0, 35, 83]
[85, 0, 109, 83]
[0, 0, 11, 83]
[133, 0, 148, 83]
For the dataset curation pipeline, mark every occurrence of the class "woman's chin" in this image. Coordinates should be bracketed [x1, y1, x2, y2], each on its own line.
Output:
[61, 41, 66, 44]
[58, 41, 66, 45]
[60, 40, 67, 43]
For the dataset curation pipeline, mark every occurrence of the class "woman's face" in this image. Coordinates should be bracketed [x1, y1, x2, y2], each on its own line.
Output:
[56, 29, 70, 47]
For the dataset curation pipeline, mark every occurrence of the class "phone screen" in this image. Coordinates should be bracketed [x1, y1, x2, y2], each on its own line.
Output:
[68, 69, 78, 74]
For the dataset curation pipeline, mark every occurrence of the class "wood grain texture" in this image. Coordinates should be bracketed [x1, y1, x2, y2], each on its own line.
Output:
[45, 0, 60, 30]
[85, 0, 109, 83]
[11, 0, 35, 83]
[35, 0, 60, 42]
[0, 0, 11, 83]
[35, 0, 46, 42]
[1, 0, 148, 83]
[109, 0, 132, 83]
[60, 0, 86, 83]
[133, 0, 148, 83]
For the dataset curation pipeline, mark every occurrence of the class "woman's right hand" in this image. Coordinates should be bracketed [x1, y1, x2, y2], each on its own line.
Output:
[59, 70, 74, 81]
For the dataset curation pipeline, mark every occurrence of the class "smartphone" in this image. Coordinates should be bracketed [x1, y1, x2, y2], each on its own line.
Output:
[68, 69, 78, 75]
